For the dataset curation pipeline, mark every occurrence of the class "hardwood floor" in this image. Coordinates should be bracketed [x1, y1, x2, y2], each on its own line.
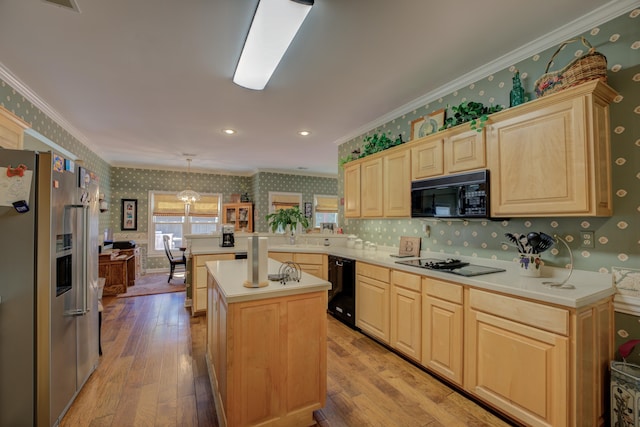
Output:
[62, 292, 514, 427]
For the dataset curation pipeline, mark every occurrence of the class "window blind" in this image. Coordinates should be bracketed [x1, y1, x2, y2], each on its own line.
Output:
[153, 193, 219, 217]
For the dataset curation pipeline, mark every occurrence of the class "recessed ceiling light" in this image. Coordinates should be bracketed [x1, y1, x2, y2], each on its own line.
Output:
[298, 130, 311, 136]
[223, 129, 236, 135]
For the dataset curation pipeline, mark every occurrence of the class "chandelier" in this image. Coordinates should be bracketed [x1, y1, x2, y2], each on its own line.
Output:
[177, 158, 201, 205]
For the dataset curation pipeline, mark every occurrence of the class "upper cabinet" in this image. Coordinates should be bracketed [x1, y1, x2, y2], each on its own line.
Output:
[0, 106, 29, 150]
[344, 162, 361, 218]
[487, 80, 617, 217]
[344, 145, 411, 219]
[411, 128, 485, 181]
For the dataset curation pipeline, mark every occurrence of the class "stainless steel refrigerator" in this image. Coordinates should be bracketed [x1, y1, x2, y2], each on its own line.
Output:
[0, 149, 100, 426]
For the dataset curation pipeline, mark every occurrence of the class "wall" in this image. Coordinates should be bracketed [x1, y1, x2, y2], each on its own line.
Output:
[338, 9, 639, 274]
[0, 79, 112, 233]
[109, 167, 337, 270]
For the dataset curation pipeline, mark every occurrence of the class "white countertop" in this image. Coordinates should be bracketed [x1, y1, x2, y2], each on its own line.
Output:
[194, 239, 614, 309]
[266, 245, 615, 309]
[206, 258, 331, 304]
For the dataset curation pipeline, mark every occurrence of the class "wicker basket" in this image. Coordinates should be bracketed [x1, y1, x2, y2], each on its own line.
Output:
[534, 37, 608, 97]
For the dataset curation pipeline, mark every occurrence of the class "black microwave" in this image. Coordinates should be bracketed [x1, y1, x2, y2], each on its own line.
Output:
[411, 170, 491, 219]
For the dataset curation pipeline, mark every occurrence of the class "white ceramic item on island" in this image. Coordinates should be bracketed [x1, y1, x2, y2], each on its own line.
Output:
[354, 239, 363, 250]
[346, 235, 357, 248]
[519, 253, 543, 277]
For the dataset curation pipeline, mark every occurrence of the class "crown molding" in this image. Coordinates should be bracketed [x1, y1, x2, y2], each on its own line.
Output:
[334, 0, 640, 145]
[0, 61, 107, 159]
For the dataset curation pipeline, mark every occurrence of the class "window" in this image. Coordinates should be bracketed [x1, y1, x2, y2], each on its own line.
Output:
[314, 195, 338, 228]
[149, 191, 221, 253]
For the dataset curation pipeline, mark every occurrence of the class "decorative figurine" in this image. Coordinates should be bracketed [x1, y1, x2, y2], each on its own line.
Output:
[510, 70, 525, 107]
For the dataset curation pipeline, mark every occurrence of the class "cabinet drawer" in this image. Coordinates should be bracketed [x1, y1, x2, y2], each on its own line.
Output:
[294, 253, 324, 265]
[357, 262, 390, 282]
[195, 253, 235, 266]
[268, 252, 291, 263]
[424, 278, 463, 304]
[391, 270, 421, 292]
[469, 289, 569, 335]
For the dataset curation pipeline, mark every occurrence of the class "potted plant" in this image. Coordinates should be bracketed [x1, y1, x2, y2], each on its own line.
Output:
[265, 205, 309, 244]
[439, 101, 503, 133]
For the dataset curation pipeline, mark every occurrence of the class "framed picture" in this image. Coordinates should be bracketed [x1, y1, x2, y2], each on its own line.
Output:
[410, 109, 446, 140]
[121, 198, 137, 231]
[425, 108, 446, 135]
[304, 201, 312, 218]
[320, 222, 336, 233]
[410, 117, 426, 140]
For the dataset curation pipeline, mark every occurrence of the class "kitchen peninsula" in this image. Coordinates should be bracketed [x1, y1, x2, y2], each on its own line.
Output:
[205, 258, 331, 427]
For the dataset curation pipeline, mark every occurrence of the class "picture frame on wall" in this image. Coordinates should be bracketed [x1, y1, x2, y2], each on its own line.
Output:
[121, 198, 137, 231]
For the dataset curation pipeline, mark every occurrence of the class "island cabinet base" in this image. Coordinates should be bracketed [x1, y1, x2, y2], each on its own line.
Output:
[206, 272, 327, 427]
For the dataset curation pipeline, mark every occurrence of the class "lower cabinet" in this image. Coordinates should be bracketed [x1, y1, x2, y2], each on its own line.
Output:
[354, 262, 613, 426]
[390, 270, 422, 361]
[422, 278, 463, 386]
[192, 253, 235, 315]
[207, 272, 327, 427]
[464, 288, 612, 427]
[268, 252, 328, 280]
[356, 263, 391, 343]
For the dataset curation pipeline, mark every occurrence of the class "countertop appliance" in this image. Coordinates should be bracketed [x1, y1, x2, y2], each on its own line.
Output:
[0, 149, 100, 426]
[395, 258, 506, 277]
[327, 255, 356, 328]
[411, 169, 491, 219]
[220, 224, 234, 247]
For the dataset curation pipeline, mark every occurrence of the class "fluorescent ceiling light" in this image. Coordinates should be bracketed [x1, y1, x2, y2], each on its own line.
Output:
[233, 0, 313, 90]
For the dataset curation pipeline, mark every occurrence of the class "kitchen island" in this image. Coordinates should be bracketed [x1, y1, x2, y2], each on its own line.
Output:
[205, 258, 331, 427]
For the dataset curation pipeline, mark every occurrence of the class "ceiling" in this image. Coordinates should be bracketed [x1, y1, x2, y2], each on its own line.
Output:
[0, 0, 619, 175]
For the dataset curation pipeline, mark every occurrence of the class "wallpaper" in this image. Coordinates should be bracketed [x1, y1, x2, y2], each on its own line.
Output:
[110, 167, 337, 270]
[0, 80, 113, 234]
[338, 9, 640, 274]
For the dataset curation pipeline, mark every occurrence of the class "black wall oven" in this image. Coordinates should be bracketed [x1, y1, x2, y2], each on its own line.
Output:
[411, 169, 491, 219]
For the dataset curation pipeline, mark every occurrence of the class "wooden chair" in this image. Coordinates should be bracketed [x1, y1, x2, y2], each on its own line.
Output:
[163, 235, 186, 283]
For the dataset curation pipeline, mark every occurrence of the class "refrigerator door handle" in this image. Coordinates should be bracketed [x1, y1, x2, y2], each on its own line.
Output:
[70, 204, 89, 315]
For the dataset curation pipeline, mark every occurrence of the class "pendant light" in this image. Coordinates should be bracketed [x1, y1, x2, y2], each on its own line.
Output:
[177, 158, 201, 205]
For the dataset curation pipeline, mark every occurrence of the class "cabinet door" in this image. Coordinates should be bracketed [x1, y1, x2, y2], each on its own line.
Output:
[488, 97, 592, 217]
[384, 148, 411, 217]
[192, 254, 234, 315]
[411, 136, 444, 180]
[444, 127, 485, 174]
[361, 158, 383, 217]
[356, 275, 390, 343]
[422, 295, 463, 385]
[466, 308, 568, 426]
[344, 163, 361, 218]
[0, 106, 29, 150]
[390, 284, 421, 361]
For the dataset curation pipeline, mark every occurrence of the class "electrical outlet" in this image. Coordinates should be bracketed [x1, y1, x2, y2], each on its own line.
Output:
[581, 231, 595, 248]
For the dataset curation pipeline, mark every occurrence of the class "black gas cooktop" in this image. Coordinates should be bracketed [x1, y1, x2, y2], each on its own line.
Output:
[395, 258, 506, 277]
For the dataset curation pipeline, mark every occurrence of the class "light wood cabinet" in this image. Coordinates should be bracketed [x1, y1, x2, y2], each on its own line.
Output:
[411, 134, 445, 180]
[0, 106, 29, 150]
[487, 80, 616, 217]
[356, 263, 390, 343]
[192, 253, 235, 315]
[222, 202, 253, 232]
[361, 157, 383, 217]
[344, 162, 361, 218]
[344, 145, 411, 219]
[383, 148, 411, 217]
[207, 272, 327, 427]
[464, 288, 612, 427]
[422, 278, 463, 386]
[444, 126, 486, 174]
[389, 270, 421, 361]
[411, 128, 485, 180]
[268, 252, 328, 280]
